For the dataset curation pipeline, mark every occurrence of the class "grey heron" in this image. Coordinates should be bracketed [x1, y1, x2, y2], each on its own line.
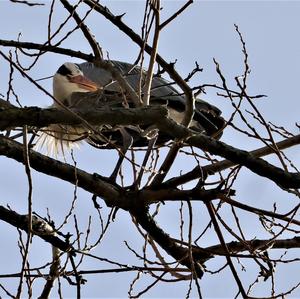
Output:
[36, 61, 224, 156]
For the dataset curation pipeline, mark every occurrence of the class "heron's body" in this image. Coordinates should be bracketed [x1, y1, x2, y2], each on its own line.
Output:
[36, 61, 224, 155]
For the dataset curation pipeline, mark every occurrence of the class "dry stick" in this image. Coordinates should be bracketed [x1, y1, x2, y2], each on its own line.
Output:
[37, 218, 62, 299]
[193, 83, 266, 99]
[129, 6, 154, 184]
[214, 207, 272, 277]
[253, 204, 300, 254]
[136, 0, 152, 101]
[134, 136, 158, 189]
[234, 25, 288, 173]
[150, 143, 181, 186]
[47, 1, 84, 49]
[130, 271, 167, 298]
[159, 0, 193, 30]
[0, 284, 14, 298]
[183, 136, 300, 190]
[98, 60, 142, 107]
[78, 266, 188, 276]
[14, 0, 87, 71]
[6, 52, 16, 104]
[118, 0, 182, 186]
[0, 38, 93, 60]
[170, 235, 300, 262]
[131, 208, 192, 280]
[38, 248, 61, 299]
[0, 267, 191, 279]
[205, 201, 247, 298]
[47, 0, 55, 42]
[147, 236, 191, 280]
[10, 0, 44, 6]
[187, 201, 203, 298]
[203, 237, 300, 258]
[130, 204, 204, 279]
[236, 78, 288, 172]
[16, 125, 33, 299]
[69, 255, 81, 299]
[60, 0, 102, 61]
[218, 194, 300, 226]
[142, 0, 160, 106]
[144, 2, 182, 185]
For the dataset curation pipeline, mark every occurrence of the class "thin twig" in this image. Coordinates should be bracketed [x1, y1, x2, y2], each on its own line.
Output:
[159, 0, 193, 30]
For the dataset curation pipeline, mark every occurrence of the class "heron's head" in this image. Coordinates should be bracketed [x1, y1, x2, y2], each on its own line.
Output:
[53, 62, 98, 103]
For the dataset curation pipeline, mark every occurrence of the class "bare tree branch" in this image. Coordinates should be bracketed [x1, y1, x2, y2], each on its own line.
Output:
[1, 102, 300, 189]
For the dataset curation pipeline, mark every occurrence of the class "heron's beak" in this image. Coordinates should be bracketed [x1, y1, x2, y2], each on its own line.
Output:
[69, 75, 98, 91]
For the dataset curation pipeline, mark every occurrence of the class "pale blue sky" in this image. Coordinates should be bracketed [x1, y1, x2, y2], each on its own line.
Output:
[0, 1, 300, 298]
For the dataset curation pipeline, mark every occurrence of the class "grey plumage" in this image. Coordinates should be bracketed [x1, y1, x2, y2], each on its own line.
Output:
[78, 61, 224, 148]
[36, 61, 224, 155]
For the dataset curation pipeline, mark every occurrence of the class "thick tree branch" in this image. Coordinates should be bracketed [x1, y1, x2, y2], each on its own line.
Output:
[0, 138, 214, 277]
[0, 205, 70, 252]
[0, 136, 124, 207]
[130, 205, 208, 278]
[1, 108, 299, 282]
[155, 118, 300, 189]
[132, 186, 233, 205]
[0, 134, 230, 207]
[0, 99, 168, 130]
[162, 134, 300, 188]
[185, 133, 300, 189]
[0, 39, 93, 60]
[203, 237, 300, 256]
[1, 102, 300, 189]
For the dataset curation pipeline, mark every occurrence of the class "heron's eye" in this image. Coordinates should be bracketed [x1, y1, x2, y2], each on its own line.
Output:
[57, 64, 72, 76]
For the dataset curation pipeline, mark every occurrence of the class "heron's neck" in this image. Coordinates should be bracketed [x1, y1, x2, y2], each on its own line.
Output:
[53, 74, 89, 106]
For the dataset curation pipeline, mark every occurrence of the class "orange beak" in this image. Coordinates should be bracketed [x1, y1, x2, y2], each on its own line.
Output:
[69, 75, 99, 92]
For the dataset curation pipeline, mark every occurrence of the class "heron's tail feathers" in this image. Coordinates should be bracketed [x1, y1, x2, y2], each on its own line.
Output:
[35, 124, 87, 157]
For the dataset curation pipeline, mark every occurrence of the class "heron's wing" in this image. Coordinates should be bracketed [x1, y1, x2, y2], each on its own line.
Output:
[78, 61, 225, 138]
